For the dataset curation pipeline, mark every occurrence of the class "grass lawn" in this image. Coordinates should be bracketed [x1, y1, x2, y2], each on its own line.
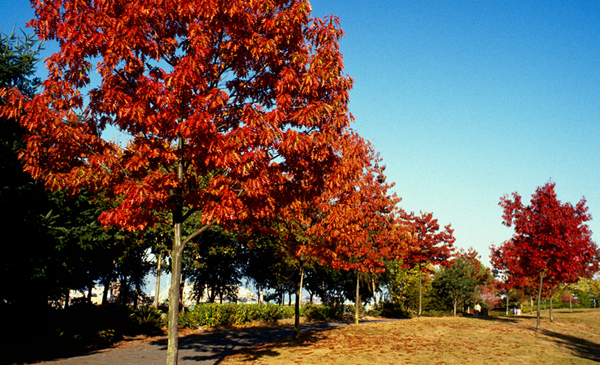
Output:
[222, 308, 600, 364]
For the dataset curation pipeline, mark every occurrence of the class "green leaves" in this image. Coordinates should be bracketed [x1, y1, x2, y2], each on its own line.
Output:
[0, 28, 43, 98]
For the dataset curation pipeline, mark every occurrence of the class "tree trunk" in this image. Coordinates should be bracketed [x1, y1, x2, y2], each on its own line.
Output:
[549, 288, 554, 323]
[536, 271, 545, 330]
[154, 250, 162, 308]
[418, 262, 422, 316]
[371, 275, 378, 306]
[133, 288, 139, 310]
[355, 271, 360, 325]
[569, 292, 572, 313]
[258, 283, 264, 304]
[64, 290, 70, 309]
[530, 296, 533, 314]
[166, 218, 184, 365]
[102, 274, 111, 306]
[453, 299, 457, 317]
[322, 281, 328, 306]
[87, 284, 94, 304]
[293, 266, 305, 340]
[506, 291, 509, 316]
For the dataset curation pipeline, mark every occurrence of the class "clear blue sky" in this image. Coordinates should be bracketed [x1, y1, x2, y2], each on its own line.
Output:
[2, 0, 599, 266]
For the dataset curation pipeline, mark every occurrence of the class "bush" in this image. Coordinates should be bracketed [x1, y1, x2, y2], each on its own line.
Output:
[129, 306, 164, 334]
[302, 303, 344, 321]
[180, 303, 296, 329]
[420, 309, 452, 317]
[367, 301, 411, 318]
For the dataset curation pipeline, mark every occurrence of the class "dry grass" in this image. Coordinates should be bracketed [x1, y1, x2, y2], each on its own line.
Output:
[222, 308, 600, 364]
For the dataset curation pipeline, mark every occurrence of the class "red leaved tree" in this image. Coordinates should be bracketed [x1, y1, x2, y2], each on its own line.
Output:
[320, 146, 402, 324]
[491, 240, 542, 314]
[497, 180, 599, 330]
[0, 1, 356, 363]
[399, 211, 455, 315]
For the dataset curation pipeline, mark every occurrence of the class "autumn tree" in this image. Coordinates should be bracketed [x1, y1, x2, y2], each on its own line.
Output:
[399, 211, 455, 316]
[314, 141, 401, 324]
[0, 1, 356, 363]
[497, 181, 599, 330]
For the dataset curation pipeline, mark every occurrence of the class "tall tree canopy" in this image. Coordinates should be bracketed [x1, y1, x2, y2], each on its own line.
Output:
[495, 180, 599, 329]
[0, 1, 356, 363]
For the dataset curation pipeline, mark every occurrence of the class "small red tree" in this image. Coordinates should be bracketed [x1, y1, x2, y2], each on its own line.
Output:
[1, 1, 356, 363]
[321, 148, 402, 324]
[399, 211, 455, 315]
[498, 180, 599, 330]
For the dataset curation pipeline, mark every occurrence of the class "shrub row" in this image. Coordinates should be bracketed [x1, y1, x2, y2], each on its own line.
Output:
[179, 302, 345, 328]
[180, 303, 295, 328]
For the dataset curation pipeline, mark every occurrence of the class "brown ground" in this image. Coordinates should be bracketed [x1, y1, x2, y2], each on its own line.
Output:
[221, 309, 600, 365]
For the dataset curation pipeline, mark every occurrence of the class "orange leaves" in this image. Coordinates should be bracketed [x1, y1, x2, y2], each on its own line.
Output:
[13, 0, 362, 240]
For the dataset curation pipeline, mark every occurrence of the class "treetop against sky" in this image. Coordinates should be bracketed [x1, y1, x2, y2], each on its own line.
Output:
[1, 0, 599, 266]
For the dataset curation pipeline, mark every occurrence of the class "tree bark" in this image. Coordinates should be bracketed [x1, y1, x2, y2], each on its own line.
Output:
[355, 271, 360, 325]
[154, 251, 162, 308]
[569, 292, 572, 313]
[506, 291, 509, 316]
[530, 296, 533, 314]
[102, 274, 111, 306]
[549, 288, 554, 323]
[453, 299, 457, 317]
[418, 262, 422, 316]
[536, 271, 545, 330]
[87, 283, 94, 303]
[371, 275, 378, 306]
[293, 266, 305, 340]
[166, 219, 184, 365]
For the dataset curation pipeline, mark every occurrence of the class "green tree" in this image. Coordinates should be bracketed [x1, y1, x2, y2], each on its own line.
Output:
[187, 225, 245, 303]
[0, 29, 52, 307]
[432, 257, 478, 316]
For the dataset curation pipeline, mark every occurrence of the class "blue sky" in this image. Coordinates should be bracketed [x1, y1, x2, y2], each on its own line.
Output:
[2, 0, 599, 267]
[308, 0, 600, 264]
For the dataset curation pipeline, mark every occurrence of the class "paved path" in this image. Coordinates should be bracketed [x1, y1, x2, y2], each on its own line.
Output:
[39, 321, 354, 365]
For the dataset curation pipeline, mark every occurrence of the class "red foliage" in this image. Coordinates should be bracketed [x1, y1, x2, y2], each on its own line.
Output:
[494, 181, 599, 286]
[491, 180, 599, 329]
[399, 210, 455, 269]
[0, 1, 360, 363]
[319, 143, 403, 274]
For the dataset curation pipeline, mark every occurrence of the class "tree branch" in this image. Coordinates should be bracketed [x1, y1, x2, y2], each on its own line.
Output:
[182, 218, 217, 246]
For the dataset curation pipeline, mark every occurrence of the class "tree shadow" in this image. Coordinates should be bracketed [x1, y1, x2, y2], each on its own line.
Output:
[150, 321, 350, 364]
[468, 314, 524, 324]
[540, 329, 600, 362]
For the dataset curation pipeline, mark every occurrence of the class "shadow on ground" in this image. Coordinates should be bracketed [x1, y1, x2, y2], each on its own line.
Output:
[541, 329, 600, 363]
[150, 321, 352, 364]
[468, 314, 525, 324]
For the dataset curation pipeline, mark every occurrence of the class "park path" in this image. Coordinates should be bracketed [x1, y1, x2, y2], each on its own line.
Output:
[38, 321, 354, 365]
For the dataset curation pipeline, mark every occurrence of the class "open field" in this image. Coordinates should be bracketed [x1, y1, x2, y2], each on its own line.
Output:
[222, 309, 600, 365]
